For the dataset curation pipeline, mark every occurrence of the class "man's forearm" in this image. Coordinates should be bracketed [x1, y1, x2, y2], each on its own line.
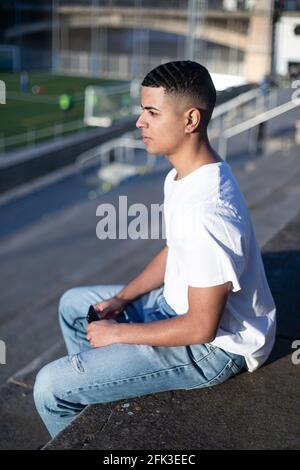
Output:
[116, 245, 168, 302]
[114, 314, 207, 347]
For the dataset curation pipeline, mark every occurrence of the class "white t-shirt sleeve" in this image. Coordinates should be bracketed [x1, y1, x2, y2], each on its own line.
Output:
[181, 205, 245, 292]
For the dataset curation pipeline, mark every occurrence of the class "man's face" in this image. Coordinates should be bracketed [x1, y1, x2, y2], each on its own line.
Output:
[136, 86, 187, 156]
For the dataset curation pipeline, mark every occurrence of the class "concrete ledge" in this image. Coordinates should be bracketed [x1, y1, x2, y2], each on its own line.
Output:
[43, 212, 300, 450]
[44, 337, 299, 450]
[0, 116, 136, 193]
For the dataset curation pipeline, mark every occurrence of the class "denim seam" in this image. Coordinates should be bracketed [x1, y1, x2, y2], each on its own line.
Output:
[186, 359, 235, 390]
[207, 359, 234, 385]
[187, 347, 235, 383]
[61, 361, 196, 398]
[229, 359, 242, 374]
[187, 345, 214, 364]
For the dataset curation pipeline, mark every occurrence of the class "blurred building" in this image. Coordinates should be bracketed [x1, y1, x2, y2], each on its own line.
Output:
[51, 0, 272, 83]
[0, 1, 300, 81]
[0, 0, 52, 71]
[274, 2, 300, 77]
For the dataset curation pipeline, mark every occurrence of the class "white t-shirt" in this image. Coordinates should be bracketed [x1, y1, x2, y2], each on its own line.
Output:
[163, 161, 276, 372]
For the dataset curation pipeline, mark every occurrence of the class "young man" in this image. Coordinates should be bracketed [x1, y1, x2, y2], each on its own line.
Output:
[34, 61, 276, 438]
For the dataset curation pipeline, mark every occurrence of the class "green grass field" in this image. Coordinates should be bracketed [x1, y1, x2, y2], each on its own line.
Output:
[0, 72, 129, 151]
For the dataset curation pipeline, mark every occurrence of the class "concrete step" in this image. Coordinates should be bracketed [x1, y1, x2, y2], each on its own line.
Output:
[0, 341, 65, 450]
[43, 337, 299, 450]
[43, 211, 300, 450]
[0, 167, 167, 449]
[233, 146, 300, 210]
[1, 144, 300, 449]
[0, 169, 167, 385]
[231, 144, 300, 246]
[0, 239, 165, 450]
[251, 171, 300, 247]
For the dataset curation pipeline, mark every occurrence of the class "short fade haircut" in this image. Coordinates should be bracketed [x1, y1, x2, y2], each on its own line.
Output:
[141, 60, 216, 128]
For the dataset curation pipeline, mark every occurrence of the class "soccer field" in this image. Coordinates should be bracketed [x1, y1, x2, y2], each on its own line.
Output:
[0, 72, 129, 149]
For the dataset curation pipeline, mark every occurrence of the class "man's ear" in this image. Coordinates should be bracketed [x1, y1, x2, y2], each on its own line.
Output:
[185, 108, 201, 133]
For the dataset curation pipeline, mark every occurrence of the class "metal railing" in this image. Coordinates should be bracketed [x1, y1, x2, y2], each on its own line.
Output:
[0, 119, 86, 154]
[209, 86, 281, 141]
[212, 88, 261, 120]
[218, 96, 300, 159]
[75, 129, 159, 193]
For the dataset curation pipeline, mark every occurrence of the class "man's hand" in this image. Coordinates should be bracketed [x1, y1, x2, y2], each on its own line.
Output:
[86, 319, 119, 348]
[93, 296, 129, 320]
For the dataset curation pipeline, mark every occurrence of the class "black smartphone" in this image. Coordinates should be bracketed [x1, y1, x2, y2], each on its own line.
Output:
[86, 305, 101, 323]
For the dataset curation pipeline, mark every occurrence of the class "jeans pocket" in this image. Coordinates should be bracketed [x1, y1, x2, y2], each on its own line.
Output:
[208, 359, 237, 386]
[185, 346, 244, 390]
[184, 355, 235, 391]
[187, 344, 212, 363]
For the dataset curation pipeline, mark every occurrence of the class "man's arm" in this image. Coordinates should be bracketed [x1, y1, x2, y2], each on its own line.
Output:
[115, 245, 169, 302]
[113, 281, 232, 347]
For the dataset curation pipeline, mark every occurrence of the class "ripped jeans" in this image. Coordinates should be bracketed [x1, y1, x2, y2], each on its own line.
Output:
[33, 284, 246, 438]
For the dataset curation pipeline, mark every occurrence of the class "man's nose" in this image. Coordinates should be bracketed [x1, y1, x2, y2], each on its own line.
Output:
[136, 114, 146, 129]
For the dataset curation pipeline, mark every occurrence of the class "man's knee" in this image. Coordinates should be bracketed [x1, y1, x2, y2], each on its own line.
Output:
[33, 362, 57, 411]
[58, 287, 81, 321]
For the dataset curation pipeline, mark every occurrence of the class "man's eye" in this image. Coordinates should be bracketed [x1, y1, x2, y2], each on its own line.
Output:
[149, 111, 156, 116]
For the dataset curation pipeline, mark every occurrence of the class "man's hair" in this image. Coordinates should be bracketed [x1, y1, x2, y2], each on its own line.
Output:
[141, 60, 216, 128]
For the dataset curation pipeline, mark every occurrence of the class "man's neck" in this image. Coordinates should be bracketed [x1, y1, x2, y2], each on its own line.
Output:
[167, 136, 222, 181]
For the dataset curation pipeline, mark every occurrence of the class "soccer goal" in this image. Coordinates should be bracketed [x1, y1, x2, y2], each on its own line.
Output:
[84, 79, 140, 127]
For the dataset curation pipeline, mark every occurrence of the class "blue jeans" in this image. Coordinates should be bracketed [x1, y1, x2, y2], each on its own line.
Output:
[34, 285, 246, 438]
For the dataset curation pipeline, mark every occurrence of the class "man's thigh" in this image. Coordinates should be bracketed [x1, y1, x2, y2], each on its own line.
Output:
[39, 341, 205, 407]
